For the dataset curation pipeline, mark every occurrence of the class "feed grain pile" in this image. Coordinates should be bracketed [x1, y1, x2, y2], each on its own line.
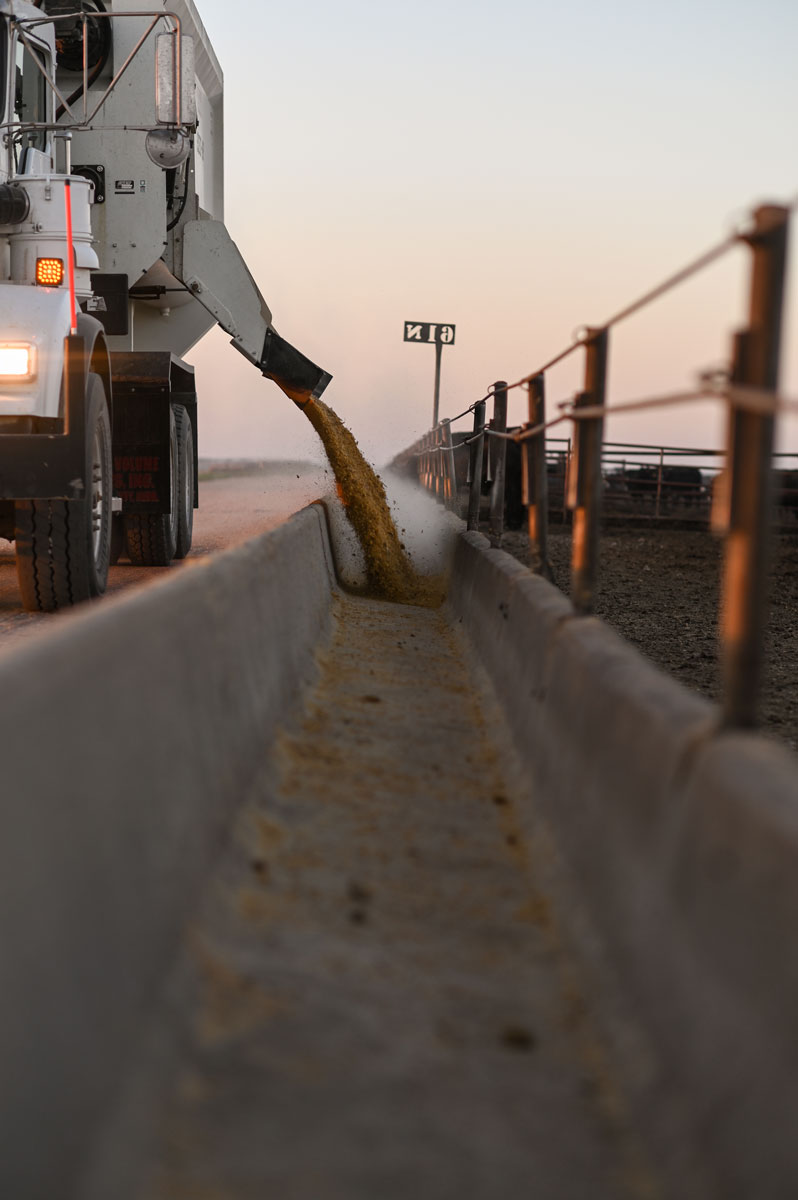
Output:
[303, 398, 443, 606]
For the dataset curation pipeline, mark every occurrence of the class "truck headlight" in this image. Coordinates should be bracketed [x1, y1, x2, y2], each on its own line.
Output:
[0, 343, 36, 380]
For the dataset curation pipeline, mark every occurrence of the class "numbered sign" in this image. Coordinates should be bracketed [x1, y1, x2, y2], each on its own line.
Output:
[403, 321, 456, 346]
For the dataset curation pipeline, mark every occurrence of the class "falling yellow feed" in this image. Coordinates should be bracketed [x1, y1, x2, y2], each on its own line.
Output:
[302, 397, 444, 606]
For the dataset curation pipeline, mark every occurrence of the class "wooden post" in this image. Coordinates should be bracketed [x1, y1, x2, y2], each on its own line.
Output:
[567, 330, 608, 614]
[467, 401, 487, 531]
[522, 373, 551, 577]
[721, 205, 789, 727]
[488, 381, 508, 547]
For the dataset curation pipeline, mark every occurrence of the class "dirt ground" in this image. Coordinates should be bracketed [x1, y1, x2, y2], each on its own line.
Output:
[500, 522, 798, 753]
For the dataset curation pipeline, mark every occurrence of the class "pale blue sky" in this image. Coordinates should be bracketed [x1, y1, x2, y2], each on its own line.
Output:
[187, 0, 798, 463]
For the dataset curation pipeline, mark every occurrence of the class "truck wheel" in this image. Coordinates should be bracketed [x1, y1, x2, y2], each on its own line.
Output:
[125, 406, 178, 566]
[14, 372, 112, 611]
[173, 404, 194, 559]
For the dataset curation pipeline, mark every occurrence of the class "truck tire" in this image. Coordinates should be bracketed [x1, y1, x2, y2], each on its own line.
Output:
[173, 404, 194, 559]
[14, 372, 112, 611]
[124, 406, 178, 566]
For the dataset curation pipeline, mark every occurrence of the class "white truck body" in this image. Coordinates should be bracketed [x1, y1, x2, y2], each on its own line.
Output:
[0, 0, 330, 610]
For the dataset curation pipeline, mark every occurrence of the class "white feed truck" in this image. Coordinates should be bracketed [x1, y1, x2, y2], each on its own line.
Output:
[0, 0, 330, 610]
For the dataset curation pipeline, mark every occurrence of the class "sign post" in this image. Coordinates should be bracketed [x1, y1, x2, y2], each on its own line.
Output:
[403, 321, 456, 427]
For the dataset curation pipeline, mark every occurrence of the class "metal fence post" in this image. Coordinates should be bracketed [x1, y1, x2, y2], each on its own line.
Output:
[433, 425, 441, 500]
[433, 340, 443, 428]
[488, 381, 508, 547]
[567, 329, 608, 614]
[433, 428, 439, 497]
[522, 373, 551, 577]
[467, 400, 486, 531]
[441, 418, 457, 513]
[655, 446, 664, 517]
[721, 204, 790, 727]
[562, 438, 572, 523]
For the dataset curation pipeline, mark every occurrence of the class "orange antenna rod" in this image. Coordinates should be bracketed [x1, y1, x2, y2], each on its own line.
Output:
[63, 180, 77, 335]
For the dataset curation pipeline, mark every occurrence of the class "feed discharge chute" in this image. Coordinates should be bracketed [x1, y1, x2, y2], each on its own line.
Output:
[0, 0, 330, 609]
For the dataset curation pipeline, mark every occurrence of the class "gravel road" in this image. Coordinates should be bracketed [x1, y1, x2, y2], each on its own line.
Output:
[500, 524, 798, 752]
[0, 462, 327, 656]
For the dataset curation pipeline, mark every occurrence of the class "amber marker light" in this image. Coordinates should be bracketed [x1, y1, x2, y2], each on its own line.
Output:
[35, 257, 65, 287]
[0, 343, 35, 380]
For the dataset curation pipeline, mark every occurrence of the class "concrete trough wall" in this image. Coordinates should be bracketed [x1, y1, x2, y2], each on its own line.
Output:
[5, 504, 798, 1197]
[0, 504, 336, 1200]
[449, 530, 798, 1196]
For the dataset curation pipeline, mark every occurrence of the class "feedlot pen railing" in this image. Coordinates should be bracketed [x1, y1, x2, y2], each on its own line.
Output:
[398, 200, 798, 729]
[478, 437, 798, 525]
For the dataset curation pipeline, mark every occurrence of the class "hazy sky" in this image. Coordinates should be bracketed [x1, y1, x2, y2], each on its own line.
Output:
[186, 0, 798, 466]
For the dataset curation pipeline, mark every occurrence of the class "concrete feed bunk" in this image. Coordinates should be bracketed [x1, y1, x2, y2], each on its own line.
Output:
[0, 505, 796, 1197]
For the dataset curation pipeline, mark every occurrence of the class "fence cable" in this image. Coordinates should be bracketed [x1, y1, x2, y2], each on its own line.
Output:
[422, 200, 798, 449]
[413, 379, 798, 456]
[430, 216, 756, 433]
[474, 385, 798, 446]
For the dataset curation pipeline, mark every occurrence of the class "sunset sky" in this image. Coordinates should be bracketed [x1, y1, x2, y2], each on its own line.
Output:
[186, 0, 798, 467]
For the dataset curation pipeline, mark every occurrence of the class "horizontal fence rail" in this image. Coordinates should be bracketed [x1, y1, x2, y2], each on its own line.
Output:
[395, 200, 798, 730]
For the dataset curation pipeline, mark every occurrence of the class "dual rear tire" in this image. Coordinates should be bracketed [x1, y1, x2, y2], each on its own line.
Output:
[14, 373, 112, 611]
[173, 404, 194, 560]
[14, 385, 195, 611]
[123, 403, 193, 565]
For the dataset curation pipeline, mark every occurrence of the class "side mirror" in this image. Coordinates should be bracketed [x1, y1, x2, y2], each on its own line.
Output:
[155, 32, 196, 127]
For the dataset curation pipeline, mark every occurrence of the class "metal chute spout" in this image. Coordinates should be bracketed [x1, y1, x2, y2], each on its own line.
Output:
[260, 328, 332, 408]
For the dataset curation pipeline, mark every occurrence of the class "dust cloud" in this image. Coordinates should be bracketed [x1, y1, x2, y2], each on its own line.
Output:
[302, 399, 457, 605]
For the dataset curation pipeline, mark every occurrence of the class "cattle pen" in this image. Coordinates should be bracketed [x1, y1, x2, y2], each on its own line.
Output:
[436, 434, 798, 528]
